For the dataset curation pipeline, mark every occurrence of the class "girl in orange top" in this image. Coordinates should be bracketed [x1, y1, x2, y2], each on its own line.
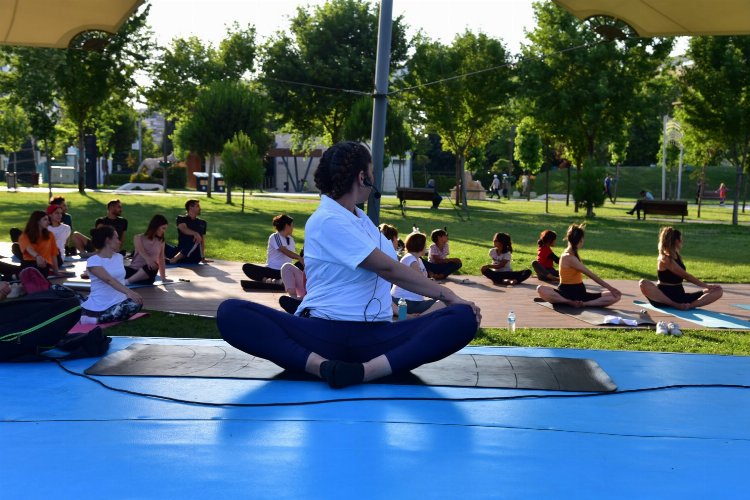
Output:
[19, 210, 60, 277]
[536, 224, 621, 308]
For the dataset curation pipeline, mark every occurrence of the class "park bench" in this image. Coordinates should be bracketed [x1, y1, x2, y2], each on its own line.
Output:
[396, 187, 438, 216]
[641, 200, 688, 222]
[699, 186, 728, 201]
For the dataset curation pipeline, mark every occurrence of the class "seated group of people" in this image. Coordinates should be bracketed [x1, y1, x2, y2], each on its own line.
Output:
[2, 197, 211, 326]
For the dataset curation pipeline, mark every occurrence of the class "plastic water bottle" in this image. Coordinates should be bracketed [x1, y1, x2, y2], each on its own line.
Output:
[398, 297, 408, 321]
[507, 310, 516, 334]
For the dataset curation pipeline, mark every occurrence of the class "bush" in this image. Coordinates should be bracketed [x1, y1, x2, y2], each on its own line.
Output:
[129, 171, 153, 183]
[573, 160, 606, 217]
[108, 173, 132, 186]
[166, 165, 187, 189]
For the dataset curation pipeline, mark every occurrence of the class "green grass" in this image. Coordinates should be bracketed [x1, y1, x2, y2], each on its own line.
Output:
[2, 186, 749, 282]
[3, 185, 750, 356]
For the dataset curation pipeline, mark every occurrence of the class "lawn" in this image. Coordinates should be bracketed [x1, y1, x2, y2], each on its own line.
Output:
[3, 184, 750, 356]
[2, 186, 748, 282]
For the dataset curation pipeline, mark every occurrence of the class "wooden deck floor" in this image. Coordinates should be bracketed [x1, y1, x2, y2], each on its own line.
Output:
[45, 257, 750, 329]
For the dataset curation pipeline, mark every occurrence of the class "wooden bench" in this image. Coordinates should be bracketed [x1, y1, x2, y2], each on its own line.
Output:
[396, 187, 438, 216]
[641, 200, 688, 222]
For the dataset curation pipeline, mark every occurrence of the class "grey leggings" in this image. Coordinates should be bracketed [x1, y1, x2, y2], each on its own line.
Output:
[83, 299, 142, 323]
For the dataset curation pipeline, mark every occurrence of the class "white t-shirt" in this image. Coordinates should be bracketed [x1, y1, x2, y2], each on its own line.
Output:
[48, 223, 71, 258]
[82, 253, 127, 312]
[429, 242, 450, 263]
[297, 195, 397, 322]
[489, 248, 512, 272]
[391, 253, 426, 301]
[266, 232, 296, 270]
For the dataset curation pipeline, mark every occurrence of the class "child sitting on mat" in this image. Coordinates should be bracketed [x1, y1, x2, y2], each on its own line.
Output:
[480, 232, 532, 285]
[532, 229, 559, 282]
[392, 232, 445, 316]
[424, 228, 462, 279]
[242, 214, 301, 283]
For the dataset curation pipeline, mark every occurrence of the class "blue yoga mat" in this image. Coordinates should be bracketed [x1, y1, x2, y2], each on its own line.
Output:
[732, 304, 750, 312]
[634, 300, 750, 329]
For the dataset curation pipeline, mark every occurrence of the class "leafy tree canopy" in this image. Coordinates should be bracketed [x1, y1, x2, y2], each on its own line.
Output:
[261, 0, 409, 144]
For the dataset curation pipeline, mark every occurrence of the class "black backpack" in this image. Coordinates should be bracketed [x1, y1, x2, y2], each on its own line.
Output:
[0, 287, 83, 361]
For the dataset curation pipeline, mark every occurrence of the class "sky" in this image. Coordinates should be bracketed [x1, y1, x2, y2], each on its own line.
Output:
[145, 0, 538, 54]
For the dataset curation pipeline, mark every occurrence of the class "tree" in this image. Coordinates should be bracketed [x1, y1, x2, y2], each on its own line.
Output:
[262, 0, 409, 143]
[680, 36, 750, 225]
[0, 99, 32, 174]
[221, 132, 264, 212]
[519, 1, 673, 204]
[174, 81, 270, 199]
[341, 96, 413, 162]
[0, 47, 64, 193]
[573, 159, 605, 217]
[56, 5, 153, 192]
[514, 117, 543, 200]
[404, 31, 514, 207]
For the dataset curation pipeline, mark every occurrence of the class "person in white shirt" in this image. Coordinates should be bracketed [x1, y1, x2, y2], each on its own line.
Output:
[218, 141, 481, 389]
[391, 232, 445, 315]
[80, 226, 143, 324]
[480, 232, 532, 285]
[242, 214, 301, 282]
[45, 205, 71, 266]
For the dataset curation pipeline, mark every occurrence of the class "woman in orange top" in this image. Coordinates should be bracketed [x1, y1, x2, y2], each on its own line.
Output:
[19, 210, 60, 277]
[536, 224, 621, 308]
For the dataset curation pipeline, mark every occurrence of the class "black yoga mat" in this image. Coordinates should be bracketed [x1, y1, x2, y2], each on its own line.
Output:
[534, 298, 655, 327]
[86, 343, 617, 392]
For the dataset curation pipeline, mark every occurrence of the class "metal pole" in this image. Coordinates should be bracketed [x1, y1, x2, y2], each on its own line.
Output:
[367, 0, 393, 225]
[661, 115, 668, 200]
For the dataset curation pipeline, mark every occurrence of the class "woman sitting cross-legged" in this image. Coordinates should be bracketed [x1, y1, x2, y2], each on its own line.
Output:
[18, 210, 61, 277]
[80, 226, 143, 324]
[536, 224, 621, 308]
[218, 141, 481, 389]
[127, 214, 170, 285]
[391, 231, 446, 317]
[639, 226, 722, 310]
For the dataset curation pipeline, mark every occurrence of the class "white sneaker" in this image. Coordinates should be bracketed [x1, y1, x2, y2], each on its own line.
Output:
[80, 315, 98, 325]
[668, 322, 683, 337]
[6, 283, 25, 298]
[655, 321, 669, 335]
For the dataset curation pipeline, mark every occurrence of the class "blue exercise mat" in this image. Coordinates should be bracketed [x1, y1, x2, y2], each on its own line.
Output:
[634, 300, 750, 329]
[731, 304, 750, 312]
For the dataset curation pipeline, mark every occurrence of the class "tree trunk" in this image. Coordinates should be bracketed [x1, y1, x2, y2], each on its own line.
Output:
[241, 188, 245, 213]
[545, 168, 549, 213]
[565, 164, 571, 206]
[78, 127, 85, 194]
[454, 155, 462, 206]
[45, 140, 52, 200]
[732, 163, 743, 225]
[207, 154, 214, 199]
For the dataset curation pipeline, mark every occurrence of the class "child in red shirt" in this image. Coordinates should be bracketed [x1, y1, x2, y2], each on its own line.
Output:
[532, 229, 559, 282]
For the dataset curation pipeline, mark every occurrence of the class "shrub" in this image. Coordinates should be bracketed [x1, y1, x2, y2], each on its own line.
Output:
[573, 160, 606, 217]
[166, 165, 187, 189]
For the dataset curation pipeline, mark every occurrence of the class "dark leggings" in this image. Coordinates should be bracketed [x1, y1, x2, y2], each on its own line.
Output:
[423, 259, 462, 278]
[481, 268, 532, 284]
[217, 300, 477, 374]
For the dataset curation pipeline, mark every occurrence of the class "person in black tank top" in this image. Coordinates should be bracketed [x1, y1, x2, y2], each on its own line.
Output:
[639, 227, 723, 310]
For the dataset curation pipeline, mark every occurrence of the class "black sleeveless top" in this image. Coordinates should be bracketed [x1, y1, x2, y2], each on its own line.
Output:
[657, 256, 685, 284]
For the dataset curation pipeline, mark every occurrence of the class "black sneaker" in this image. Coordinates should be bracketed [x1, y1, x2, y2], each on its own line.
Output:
[279, 295, 302, 314]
